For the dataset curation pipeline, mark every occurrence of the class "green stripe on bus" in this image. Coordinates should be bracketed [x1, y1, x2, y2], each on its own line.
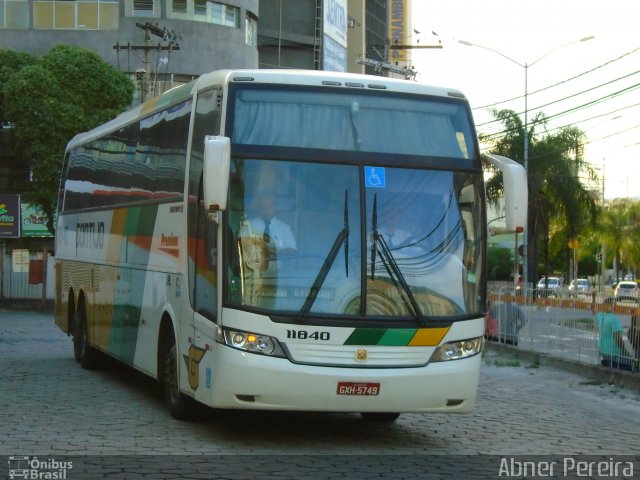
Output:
[378, 329, 418, 346]
[344, 329, 386, 345]
[344, 328, 419, 346]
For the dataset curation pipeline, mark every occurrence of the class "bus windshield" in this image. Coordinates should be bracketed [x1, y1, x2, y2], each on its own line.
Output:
[225, 159, 485, 321]
[230, 85, 475, 159]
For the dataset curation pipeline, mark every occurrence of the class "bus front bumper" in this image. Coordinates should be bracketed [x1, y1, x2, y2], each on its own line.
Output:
[208, 345, 481, 413]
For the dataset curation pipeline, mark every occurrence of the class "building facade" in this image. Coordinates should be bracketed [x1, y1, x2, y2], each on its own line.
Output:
[257, 0, 413, 78]
[0, 0, 415, 305]
[0, 0, 259, 304]
[0, 0, 259, 87]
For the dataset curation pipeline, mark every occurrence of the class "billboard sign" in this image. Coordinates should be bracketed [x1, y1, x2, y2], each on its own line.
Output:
[389, 0, 409, 62]
[21, 203, 53, 237]
[323, 0, 347, 72]
[323, 34, 347, 72]
[323, 0, 347, 47]
[0, 194, 20, 238]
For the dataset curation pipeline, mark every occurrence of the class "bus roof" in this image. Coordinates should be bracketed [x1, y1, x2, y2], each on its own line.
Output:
[196, 69, 466, 99]
[66, 69, 468, 151]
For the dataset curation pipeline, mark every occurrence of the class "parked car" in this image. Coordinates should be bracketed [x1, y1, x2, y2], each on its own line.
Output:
[568, 278, 591, 296]
[485, 302, 526, 346]
[614, 280, 640, 300]
[537, 276, 562, 297]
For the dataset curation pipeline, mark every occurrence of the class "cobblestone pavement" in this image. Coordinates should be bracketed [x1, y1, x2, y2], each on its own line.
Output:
[1, 310, 640, 479]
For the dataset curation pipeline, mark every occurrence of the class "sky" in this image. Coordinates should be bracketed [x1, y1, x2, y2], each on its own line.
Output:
[410, 0, 640, 200]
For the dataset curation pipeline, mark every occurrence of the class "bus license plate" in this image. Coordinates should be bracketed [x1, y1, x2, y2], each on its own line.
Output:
[337, 382, 380, 396]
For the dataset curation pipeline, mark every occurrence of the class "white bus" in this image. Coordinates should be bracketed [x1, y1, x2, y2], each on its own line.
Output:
[55, 69, 526, 421]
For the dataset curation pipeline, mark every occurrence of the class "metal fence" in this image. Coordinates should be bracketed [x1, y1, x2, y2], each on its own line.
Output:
[0, 251, 54, 307]
[487, 283, 640, 372]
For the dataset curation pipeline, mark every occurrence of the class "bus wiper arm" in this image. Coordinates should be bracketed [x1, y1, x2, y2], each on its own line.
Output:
[298, 191, 349, 320]
[374, 229, 427, 327]
[298, 228, 347, 321]
[369, 194, 425, 325]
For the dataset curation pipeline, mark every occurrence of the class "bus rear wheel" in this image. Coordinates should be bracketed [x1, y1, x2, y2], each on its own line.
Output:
[163, 340, 198, 420]
[360, 412, 400, 422]
[72, 304, 99, 369]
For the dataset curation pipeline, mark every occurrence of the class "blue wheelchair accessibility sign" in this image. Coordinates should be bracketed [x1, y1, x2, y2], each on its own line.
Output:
[364, 166, 386, 188]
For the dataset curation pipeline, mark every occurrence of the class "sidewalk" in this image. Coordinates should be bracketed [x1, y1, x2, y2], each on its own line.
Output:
[485, 341, 640, 393]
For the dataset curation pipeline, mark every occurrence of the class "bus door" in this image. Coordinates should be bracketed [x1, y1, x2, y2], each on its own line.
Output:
[187, 189, 220, 403]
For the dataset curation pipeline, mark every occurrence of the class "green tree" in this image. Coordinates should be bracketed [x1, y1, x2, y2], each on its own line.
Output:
[482, 109, 597, 285]
[603, 199, 640, 279]
[1, 45, 134, 232]
[0, 49, 36, 125]
[487, 245, 513, 281]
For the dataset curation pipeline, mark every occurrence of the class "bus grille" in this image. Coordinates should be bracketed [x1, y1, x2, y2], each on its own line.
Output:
[284, 344, 433, 367]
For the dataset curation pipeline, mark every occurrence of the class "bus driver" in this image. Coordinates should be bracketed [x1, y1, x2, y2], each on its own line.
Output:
[249, 193, 297, 257]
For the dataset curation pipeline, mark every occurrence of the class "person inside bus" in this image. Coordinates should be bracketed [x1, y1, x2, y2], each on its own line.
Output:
[376, 205, 421, 255]
[249, 192, 297, 258]
[596, 297, 635, 371]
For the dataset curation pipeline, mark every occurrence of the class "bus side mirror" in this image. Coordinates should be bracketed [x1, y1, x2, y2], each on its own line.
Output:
[203, 135, 231, 218]
[484, 154, 528, 232]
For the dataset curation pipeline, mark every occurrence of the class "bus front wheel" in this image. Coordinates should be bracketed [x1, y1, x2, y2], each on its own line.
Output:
[163, 340, 197, 420]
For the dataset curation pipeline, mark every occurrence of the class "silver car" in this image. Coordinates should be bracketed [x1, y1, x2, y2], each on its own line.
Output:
[537, 276, 561, 297]
[568, 278, 590, 296]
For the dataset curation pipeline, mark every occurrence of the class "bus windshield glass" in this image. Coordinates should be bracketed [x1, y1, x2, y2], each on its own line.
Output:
[231, 85, 475, 159]
[225, 159, 485, 321]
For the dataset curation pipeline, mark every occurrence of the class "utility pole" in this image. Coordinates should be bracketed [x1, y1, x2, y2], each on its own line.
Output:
[113, 22, 181, 102]
[600, 157, 606, 291]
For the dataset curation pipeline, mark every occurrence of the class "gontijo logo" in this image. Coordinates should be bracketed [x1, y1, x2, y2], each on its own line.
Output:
[8, 456, 73, 479]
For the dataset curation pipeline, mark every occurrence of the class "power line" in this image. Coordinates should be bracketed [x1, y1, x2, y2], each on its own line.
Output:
[473, 45, 640, 110]
[480, 82, 640, 140]
[477, 69, 640, 128]
[583, 121, 640, 144]
[528, 101, 640, 137]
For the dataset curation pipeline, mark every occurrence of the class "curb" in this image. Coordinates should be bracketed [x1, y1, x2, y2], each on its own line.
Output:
[485, 341, 640, 393]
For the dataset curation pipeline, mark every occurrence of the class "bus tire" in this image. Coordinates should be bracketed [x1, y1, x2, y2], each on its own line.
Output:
[163, 340, 197, 420]
[72, 303, 99, 369]
[360, 412, 400, 422]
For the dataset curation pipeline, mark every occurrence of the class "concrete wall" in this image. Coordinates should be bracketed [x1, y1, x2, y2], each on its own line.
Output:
[0, 0, 259, 76]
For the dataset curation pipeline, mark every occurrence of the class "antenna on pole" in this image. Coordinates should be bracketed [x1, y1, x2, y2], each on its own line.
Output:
[113, 22, 181, 102]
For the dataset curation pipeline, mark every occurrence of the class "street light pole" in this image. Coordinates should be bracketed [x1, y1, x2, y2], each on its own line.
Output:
[523, 62, 529, 287]
[458, 36, 594, 289]
[601, 157, 606, 292]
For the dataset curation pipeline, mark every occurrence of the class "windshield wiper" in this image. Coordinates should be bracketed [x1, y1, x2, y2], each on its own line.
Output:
[298, 190, 349, 320]
[370, 194, 426, 326]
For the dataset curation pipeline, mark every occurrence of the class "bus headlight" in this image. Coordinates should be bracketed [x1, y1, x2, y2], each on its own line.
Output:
[431, 337, 484, 362]
[218, 328, 286, 358]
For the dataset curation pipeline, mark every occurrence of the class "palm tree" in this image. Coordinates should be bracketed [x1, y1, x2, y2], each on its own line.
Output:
[603, 199, 640, 280]
[482, 109, 597, 285]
